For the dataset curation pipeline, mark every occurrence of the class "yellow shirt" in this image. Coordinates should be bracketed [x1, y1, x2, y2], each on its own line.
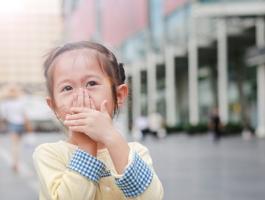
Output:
[33, 141, 164, 200]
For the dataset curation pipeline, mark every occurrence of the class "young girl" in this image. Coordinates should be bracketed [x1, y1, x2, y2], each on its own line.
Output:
[33, 41, 164, 200]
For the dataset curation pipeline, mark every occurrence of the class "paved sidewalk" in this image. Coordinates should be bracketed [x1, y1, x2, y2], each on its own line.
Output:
[141, 134, 265, 200]
[0, 132, 265, 200]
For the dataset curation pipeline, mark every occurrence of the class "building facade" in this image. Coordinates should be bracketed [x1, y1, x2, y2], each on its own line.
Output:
[62, 0, 265, 137]
[0, 0, 63, 94]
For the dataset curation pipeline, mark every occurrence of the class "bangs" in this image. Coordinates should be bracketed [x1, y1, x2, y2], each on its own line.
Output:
[81, 49, 119, 86]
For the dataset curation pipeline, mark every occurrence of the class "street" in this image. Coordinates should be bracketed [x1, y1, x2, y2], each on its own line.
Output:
[0, 132, 265, 200]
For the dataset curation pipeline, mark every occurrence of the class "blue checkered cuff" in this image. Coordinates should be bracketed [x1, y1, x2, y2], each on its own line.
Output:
[115, 152, 153, 197]
[68, 149, 105, 183]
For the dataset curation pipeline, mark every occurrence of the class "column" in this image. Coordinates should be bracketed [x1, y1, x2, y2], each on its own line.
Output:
[120, 72, 131, 136]
[256, 17, 265, 138]
[147, 52, 157, 114]
[132, 63, 142, 122]
[165, 45, 179, 126]
[188, 17, 199, 125]
[217, 18, 229, 124]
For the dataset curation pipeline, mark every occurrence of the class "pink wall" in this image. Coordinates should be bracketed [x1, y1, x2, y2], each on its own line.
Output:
[101, 0, 148, 46]
[67, 0, 148, 46]
[163, 0, 187, 16]
[69, 0, 96, 41]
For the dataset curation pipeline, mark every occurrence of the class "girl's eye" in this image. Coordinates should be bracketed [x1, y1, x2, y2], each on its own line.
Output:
[62, 85, 73, 92]
[86, 81, 97, 87]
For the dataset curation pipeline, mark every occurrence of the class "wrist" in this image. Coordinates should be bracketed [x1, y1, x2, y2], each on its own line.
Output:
[104, 130, 130, 174]
[104, 129, 128, 151]
[103, 128, 119, 147]
[71, 132, 97, 156]
[78, 141, 97, 156]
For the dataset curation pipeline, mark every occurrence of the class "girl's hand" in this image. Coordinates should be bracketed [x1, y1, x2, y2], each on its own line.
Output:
[64, 89, 117, 146]
[68, 88, 97, 155]
[64, 101, 116, 145]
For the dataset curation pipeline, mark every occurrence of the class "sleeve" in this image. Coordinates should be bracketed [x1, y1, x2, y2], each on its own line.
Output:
[111, 143, 164, 199]
[33, 145, 105, 200]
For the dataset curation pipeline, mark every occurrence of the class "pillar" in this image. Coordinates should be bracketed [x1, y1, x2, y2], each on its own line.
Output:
[165, 45, 178, 126]
[256, 17, 265, 138]
[147, 52, 157, 114]
[188, 17, 199, 125]
[217, 18, 229, 124]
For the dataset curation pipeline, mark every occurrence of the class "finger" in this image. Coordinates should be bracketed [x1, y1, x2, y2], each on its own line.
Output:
[89, 96, 96, 110]
[70, 107, 90, 113]
[100, 100, 108, 114]
[65, 113, 87, 120]
[83, 89, 96, 110]
[84, 89, 90, 108]
[64, 119, 87, 127]
[69, 126, 86, 134]
[83, 89, 86, 107]
[72, 93, 78, 108]
[77, 88, 83, 107]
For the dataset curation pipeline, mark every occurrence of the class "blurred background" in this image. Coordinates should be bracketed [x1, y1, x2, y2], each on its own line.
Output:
[0, 0, 265, 199]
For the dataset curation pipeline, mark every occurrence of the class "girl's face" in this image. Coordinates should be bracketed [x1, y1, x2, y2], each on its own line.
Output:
[46, 50, 126, 120]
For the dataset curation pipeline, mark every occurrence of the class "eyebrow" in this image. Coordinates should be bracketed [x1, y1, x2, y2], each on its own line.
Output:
[54, 79, 73, 89]
[55, 74, 102, 88]
[82, 74, 102, 81]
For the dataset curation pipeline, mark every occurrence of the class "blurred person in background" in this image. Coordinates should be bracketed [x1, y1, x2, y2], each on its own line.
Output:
[148, 112, 166, 139]
[133, 115, 149, 140]
[0, 83, 32, 172]
[208, 107, 223, 143]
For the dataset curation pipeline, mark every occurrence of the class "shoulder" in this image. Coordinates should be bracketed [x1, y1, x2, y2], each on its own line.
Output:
[33, 142, 60, 161]
[34, 141, 62, 154]
[33, 141, 77, 164]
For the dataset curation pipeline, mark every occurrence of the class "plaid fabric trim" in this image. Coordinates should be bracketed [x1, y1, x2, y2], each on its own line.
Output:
[68, 149, 105, 183]
[115, 152, 153, 197]
[101, 169, 111, 178]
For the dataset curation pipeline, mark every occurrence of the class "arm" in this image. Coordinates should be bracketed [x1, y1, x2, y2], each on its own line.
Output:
[33, 143, 104, 200]
[96, 127, 164, 199]
[104, 130, 130, 174]
[110, 143, 164, 199]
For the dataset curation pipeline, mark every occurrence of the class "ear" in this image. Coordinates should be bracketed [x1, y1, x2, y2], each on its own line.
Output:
[46, 96, 55, 111]
[116, 84, 128, 107]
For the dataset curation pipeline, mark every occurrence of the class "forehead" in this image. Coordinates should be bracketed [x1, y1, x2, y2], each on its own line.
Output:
[51, 49, 105, 76]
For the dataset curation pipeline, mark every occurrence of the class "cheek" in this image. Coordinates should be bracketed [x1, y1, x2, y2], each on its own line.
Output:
[106, 101, 115, 115]
[105, 89, 116, 115]
[54, 95, 73, 119]
[90, 89, 115, 113]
